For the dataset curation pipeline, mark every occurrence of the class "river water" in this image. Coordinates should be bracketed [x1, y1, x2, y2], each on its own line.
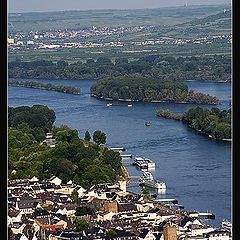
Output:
[8, 79, 231, 227]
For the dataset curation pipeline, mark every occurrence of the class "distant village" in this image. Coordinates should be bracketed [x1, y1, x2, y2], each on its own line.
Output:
[8, 173, 232, 240]
[7, 25, 231, 51]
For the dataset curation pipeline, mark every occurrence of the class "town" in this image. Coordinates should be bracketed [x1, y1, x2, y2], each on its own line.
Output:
[8, 156, 232, 240]
[7, 25, 231, 51]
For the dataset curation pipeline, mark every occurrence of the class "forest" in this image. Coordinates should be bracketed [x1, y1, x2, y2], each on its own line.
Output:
[90, 77, 219, 104]
[8, 54, 230, 82]
[157, 107, 231, 140]
[8, 105, 123, 187]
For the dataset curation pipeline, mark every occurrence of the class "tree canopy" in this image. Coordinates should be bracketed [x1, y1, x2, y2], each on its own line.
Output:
[157, 106, 231, 141]
[8, 54, 230, 82]
[90, 77, 219, 104]
[8, 105, 123, 187]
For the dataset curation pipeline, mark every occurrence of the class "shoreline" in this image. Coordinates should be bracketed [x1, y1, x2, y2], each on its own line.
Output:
[9, 83, 81, 95]
[91, 94, 219, 105]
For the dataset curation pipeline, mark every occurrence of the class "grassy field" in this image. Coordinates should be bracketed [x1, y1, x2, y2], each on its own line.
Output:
[8, 41, 231, 63]
[8, 4, 229, 32]
[8, 4, 231, 63]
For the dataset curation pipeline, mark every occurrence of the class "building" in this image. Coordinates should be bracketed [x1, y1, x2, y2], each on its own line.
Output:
[163, 224, 177, 240]
[8, 38, 15, 44]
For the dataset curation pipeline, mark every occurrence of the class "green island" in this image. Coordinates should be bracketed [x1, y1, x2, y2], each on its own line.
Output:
[8, 54, 230, 82]
[8, 105, 126, 187]
[8, 79, 81, 95]
[156, 107, 231, 141]
[90, 77, 219, 104]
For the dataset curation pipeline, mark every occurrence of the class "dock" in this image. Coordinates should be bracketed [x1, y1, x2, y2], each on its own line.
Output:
[110, 147, 126, 152]
[155, 198, 178, 205]
[189, 212, 215, 219]
[121, 154, 133, 158]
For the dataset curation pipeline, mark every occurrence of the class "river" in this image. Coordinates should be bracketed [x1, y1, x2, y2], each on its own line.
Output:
[8, 79, 231, 227]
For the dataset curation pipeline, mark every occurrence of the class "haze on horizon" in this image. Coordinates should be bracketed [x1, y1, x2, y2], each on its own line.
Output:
[9, 0, 230, 13]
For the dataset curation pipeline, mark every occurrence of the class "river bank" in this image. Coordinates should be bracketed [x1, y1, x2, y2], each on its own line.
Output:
[91, 94, 219, 105]
[9, 80, 81, 95]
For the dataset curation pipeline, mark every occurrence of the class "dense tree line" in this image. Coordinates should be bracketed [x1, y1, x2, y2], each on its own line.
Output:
[156, 107, 231, 140]
[9, 79, 80, 94]
[8, 105, 56, 142]
[90, 77, 219, 104]
[182, 107, 231, 140]
[156, 109, 183, 120]
[8, 105, 123, 187]
[8, 54, 230, 82]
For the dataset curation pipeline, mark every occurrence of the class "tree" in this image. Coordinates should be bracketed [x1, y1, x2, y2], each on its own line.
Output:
[141, 187, 151, 200]
[73, 219, 89, 232]
[71, 190, 79, 203]
[84, 130, 91, 142]
[101, 149, 121, 171]
[106, 229, 117, 238]
[57, 60, 69, 67]
[93, 130, 106, 145]
[75, 206, 93, 216]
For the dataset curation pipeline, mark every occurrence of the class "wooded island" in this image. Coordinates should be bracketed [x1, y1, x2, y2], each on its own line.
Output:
[9, 80, 81, 95]
[156, 107, 231, 141]
[90, 77, 219, 104]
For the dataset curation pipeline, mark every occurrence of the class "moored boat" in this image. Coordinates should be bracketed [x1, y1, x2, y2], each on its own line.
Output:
[139, 171, 154, 183]
[139, 171, 166, 191]
[140, 179, 167, 191]
[145, 121, 151, 126]
[133, 157, 155, 170]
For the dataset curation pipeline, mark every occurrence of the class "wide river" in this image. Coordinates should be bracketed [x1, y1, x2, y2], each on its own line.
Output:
[8, 79, 231, 227]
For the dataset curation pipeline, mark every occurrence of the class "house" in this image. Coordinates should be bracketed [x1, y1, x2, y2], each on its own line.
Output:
[205, 230, 231, 240]
[74, 185, 86, 197]
[118, 203, 138, 213]
[96, 211, 116, 221]
[8, 208, 23, 225]
[189, 224, 215, 237]
[179, 216, 202, 231]
[49, 176, 62, 186]
[34, 209, 51, 219]
[58, 204, 77, 217]
[13, 233, 29, 240]
[108, 229, 138, 240]
[11, 223, 26, 235]
[30, 185, 45, 194]
[22, 224, 38, 240]
[15, 195, 38, 214]
[29, 176, 39, 183]
[55, 184, 76, 195]
[136, 202, 154, 212]
[139, 229, 156, 240]
[42, 183, 56, 192]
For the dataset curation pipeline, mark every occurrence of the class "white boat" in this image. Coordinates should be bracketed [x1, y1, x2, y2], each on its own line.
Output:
[133, 157, 155, 170]
[145, 121, 151, 126]
[127, 104, 133, 107]
[139, 171, 154, 183]
[144, 158, 155, 169]
[107, 103, 113, 107]
[139, 171, 166, 191]
[140, 179, 166, 191]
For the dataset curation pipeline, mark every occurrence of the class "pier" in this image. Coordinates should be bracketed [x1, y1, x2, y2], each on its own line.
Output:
[121, 154, 133, 159]
[155, 198, 178, 204]
[110, 147, 126, 152]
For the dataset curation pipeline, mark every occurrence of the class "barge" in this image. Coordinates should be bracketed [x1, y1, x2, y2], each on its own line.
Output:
[133, 157, 155, 170]
[139, 171, 166, 191]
